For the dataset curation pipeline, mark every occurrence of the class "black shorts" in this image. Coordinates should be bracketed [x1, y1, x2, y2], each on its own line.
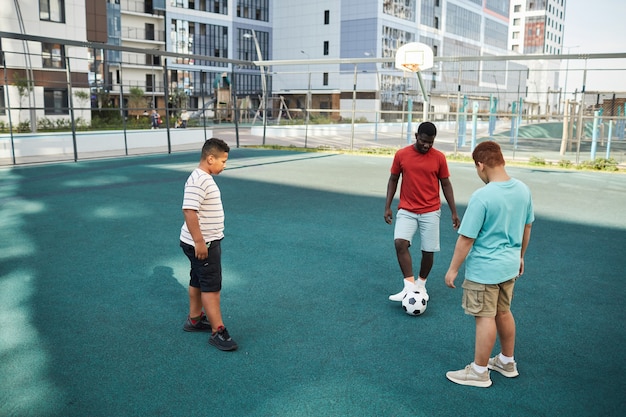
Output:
[180, 239, 222, 292]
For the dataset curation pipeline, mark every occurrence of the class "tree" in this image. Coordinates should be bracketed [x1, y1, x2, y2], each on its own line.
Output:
[128, 87, 147, 119]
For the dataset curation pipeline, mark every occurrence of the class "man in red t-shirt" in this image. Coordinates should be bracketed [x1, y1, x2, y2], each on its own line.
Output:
[384, 122, 460, 304]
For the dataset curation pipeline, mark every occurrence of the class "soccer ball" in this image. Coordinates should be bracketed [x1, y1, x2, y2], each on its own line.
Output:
[402, 290, 428, 316]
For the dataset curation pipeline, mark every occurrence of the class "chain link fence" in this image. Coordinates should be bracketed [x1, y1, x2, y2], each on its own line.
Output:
[1, 31, 625, 167]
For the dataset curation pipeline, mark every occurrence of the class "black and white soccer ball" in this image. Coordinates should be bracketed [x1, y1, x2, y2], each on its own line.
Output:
[402, 290, 428, 316]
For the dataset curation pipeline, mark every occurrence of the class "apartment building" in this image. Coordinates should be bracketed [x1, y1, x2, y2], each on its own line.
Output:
[272, 0, 523, 121]
[0, 0, 92, 130]
[3, 1, 566, 127]
[509, 0, 566, 116]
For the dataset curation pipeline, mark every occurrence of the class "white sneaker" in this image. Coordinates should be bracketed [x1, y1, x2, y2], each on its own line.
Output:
[414, 283, 429, 301]
[388, 280, 415, 302]
[446, 364, 492, 388]
[488, 355, 519, 378]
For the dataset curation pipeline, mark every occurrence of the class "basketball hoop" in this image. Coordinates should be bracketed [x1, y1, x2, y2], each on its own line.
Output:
[400, 63, 421, 72]
[395, 43, 434, 73]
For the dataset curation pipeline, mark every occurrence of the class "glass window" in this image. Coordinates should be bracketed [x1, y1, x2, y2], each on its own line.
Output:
[446, 4, 481, 41]
[40, 0, 65, 23]
[324, 10, 329, 25]
[44, 88, 69, 115]
[236, 0, 268, 21]
[323, 72, 328, 86]
[323, 41, 329, 56]
[42, 42, 66, 69]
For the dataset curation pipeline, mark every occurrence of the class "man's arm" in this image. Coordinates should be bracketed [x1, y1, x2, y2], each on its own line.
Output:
[445, 235, 475, 288]
[183, 209, 208, 260]
[384, 174, 400, 224]
[519, 223, 532, 276]
[440, 177, 460, 229]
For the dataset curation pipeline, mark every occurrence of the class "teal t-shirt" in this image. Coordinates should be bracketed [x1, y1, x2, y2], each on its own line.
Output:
[458, 178, 534, 284]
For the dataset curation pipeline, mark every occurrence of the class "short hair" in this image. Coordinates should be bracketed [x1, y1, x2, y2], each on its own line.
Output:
[201, 137, 230, 159]
[472, 141, 505, 168]
[417, 121, 437, 137]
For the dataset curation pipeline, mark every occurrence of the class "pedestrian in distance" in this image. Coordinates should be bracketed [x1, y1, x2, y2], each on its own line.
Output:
[384, 121, 460, 304]
[150, 109, 160, 129]
[180, 138, 238, 351]
[444, 140, 534, 387]
[180, 109, 189, 128]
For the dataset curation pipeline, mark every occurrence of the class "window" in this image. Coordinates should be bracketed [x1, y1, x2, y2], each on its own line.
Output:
[40, 0, 65, 23]
[236, 0, 269, 21]
[145, 23, 155, 41]
[513, 18, 520, 26]
[324, 10, 329, 24]
[44, 88, 69, 115]
[42, 42, 65, 69]
[323, 41, 329, 56]
[514, 4, 521, 12]
[146, 74, 155, 93]
[323, 72, 328, 86]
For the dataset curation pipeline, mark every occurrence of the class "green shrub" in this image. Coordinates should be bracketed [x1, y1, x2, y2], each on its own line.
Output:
[577, 157, 619, 172]
[528, 156, 547, 166]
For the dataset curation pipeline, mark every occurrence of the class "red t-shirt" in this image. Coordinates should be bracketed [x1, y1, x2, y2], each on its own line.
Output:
[390, 145, 450, 214]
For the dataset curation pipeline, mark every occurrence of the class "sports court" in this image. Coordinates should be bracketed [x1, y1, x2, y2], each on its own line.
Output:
[1, 145, 625, 416]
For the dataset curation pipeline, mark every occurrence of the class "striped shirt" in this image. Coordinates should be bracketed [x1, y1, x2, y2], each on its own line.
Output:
[180, 168, 224, 245]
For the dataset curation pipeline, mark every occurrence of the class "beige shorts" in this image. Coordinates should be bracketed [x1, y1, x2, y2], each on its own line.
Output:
[461, 278, 516, 318]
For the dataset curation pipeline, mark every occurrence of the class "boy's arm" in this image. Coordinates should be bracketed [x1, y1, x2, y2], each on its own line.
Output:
[183, 209, 209, 260]
[445, 235, 475, 288]
[519, 223, 532, 276]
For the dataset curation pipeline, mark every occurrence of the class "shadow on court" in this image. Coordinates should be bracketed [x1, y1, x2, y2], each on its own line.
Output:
[1, 148, 624, 416]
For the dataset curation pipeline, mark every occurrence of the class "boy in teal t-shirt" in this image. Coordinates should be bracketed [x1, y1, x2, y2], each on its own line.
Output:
[444, 141, 534, 388]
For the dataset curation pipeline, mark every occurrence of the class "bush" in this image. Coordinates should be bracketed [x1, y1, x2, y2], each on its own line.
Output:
[528, 156, 547, 166]
[17, 121, 30, 133]
[558, 159, 573, 168]
[577, 157, 619, 172]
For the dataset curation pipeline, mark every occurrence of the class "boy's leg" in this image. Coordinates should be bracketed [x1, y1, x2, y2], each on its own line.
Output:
[474, 316, 498, 367]
[495, 310, 516, 357]
[201, 291, 224, 332]
[188, 286, 203, 317]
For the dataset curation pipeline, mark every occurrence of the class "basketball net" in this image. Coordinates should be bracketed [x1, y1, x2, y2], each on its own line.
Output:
[400, 63, 421, 73]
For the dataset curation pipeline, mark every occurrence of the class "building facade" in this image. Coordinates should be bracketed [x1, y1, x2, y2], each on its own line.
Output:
[508, 0, 566, 117]
[1, 0, 92, 131]
[2, 1, 570, 128]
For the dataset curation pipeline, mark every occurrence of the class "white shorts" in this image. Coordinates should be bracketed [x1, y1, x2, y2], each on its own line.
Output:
[394, 209, 441, 252]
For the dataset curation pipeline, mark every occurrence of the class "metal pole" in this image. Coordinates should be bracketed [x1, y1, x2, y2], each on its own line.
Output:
[119, 64, 128, 155]
[201, 70, 207, 141]
[232, 66, 240, 148]
[2, 51, 16, 164]
[350, 63, 357, 151]
[575, 60, 588, 164]
[305, 70, 311, 148]
[454, 64, 461, 154]
[248, 30, 267, 145]
[163, 58, 171, 153]
[65, 53, 78, 162]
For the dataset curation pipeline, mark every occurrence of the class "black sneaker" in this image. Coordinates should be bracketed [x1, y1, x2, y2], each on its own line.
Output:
[183, 314, 212, 332]
[209, 326, 238, 351]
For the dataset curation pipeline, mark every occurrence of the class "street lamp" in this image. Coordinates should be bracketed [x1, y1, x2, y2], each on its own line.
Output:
[243, 30, 267, 144]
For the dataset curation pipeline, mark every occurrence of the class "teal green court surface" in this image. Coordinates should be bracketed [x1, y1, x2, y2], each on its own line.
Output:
[1, 148, 625, 416]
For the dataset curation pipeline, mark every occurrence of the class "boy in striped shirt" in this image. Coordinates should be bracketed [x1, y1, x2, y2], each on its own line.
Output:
[180, 138, 237, 351]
